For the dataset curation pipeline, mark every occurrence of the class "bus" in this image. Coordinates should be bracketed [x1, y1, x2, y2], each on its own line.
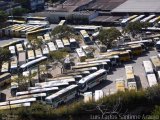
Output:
[47, 42, 56, 51]
[44, 33, 51, 42]
[124, 39, 154, 50]
[16, 44, 24, 53]
[76, 48, 87, 62]
[121, 15, 138, 27]
[83, 92, 93, 103]
[27, 50, 35, 61]
[94, 90, 104, 101]
[78, 69, 107, 92]
[26, 28, 52, 37]
[62, 38, 70, 50]
[69, 38, 78, 50]
[55, 39, 64, 50]
[0, 98, 36, 106]
[76, 59, 111, 72]
[67, 67, 97, 74]
[85, 55, 120, 66]
[149, 16, 160, 26]
[10, 56, 18, 73]
[0, 102, 30, 110]
[16, 87, 59, 96]
[128, 44, 143, 56]
[143, 61, 154, 75]
[26, 16, 48, 21]
[150, 56, 160, 72]
[130, 15, 145, 22]
[81, 45, 94, 58]
[8, 93, 46, 101]
[45, 85, 78, 107]
[19, 56, 47, 72]
[1, 39, 24, 48]
[140, 15, 156, 23]
[147, 74, 158, 87]
[35, 49, 43, 58]
[73, 25, 102, 35]
[9, 46, 16, 55]
[1, 62, 9, 73]
[42, 45, 49, 55]
[80, 30, 92, 45]
[125, 65, 137, 91]
[0, 73, 11, 87]
[63, 70, 91, 77]
[46, 77, 76, 84]
[115, 78, 125, 92]
[58, 20, 66, 26]
[18, 51, 26, 66]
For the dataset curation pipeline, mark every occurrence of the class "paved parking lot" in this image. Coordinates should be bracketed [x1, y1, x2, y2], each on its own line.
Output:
[89, 49, 158, 94]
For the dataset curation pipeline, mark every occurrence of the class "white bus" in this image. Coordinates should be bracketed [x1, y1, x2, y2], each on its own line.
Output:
[26, 16, 47, 21]
[80, 30, 92, 45]
[143, 61, 154, 74]
[27, 50, 35, 61]
[70, 67, 97, 74]
[149, 16, 160, 26]
[35, 49, 42, 58]
[76, 59, 111, 72]
[130, 15, 145, 22]
[0, 98, 36, 106]
[47, 42, 56, 51]
[76, 48, 87, 62]
[125, 65, 137, 91]
[45, 85, 78, 107]
[94, 90, 104, 101]
[10, 56, 18, 73]
[115, 78, 125, 92]
[46, 77, 76, 84]
[8, 93, 46, 101]
[16, 87, 59, 96]
[1, 62, 9, 73]
[20, 56, 47, 72]
[0, 102, 30, 110]
[9, 46, 16, 55]
[150, 56, 160, 71]
[147, 74, 158, 87]
[78, 69, 107, 92]
[55, 39, 64, 50]
[58, 20, 66, 26]
[121, 15, 138, 27]
[1, 39, 24, 48]
[16, 43, 23, 52]
[42, 45, 49, 55]
[44, 33, 51, 42]
[73, 25, 102, 34]
[140, 15, 155, 23]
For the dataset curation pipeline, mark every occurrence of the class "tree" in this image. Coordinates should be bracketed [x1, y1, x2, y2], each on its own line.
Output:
[0, 48, 11, 64]
[12, 8, 29, 16]
[0, 10, 8, 28]
[51, 25, 75, 39]
[48, 49, 68, 73]
[124, 21, 149, 38]
[98, 27, 121, 48]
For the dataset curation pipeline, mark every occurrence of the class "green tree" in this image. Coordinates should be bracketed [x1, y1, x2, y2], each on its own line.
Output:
[98, 27, 121, 48]
[49, 49, 68, 73]
[51, 25, 75, 39]
[12, 8, 29, 16]
[0, 10, 8, 28]
[0, 48, 11, 64]
[124, 21, 149, 38]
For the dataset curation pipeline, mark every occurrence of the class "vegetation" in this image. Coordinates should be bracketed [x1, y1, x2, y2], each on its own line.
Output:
[124, 21, 149, 38]
[98, 27, 121, 48]
[1, 85, 160, 120]
[51, 25, 75, 39]
[12, 8, 29, 16]
[0, 10, 8, 28]
[0, 48, 11, 64]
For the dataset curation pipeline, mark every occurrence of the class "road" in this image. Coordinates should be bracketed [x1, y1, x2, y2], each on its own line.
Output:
[89, 49, 158, 95]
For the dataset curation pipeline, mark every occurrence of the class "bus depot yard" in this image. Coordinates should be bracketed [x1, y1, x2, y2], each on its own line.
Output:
[1, 13, 160, 112]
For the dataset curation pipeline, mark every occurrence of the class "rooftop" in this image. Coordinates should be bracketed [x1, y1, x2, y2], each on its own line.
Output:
[112, 0, 160, 13]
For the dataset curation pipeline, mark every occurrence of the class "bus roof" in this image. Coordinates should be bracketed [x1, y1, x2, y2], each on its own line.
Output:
[147, 74, 157, 87]
[79, 69, 106, 84]
[143, 61, 154, 74]
[76, 48, 86, 57]
[150, 56, 160, 68]
[45, 85, 78, 100]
